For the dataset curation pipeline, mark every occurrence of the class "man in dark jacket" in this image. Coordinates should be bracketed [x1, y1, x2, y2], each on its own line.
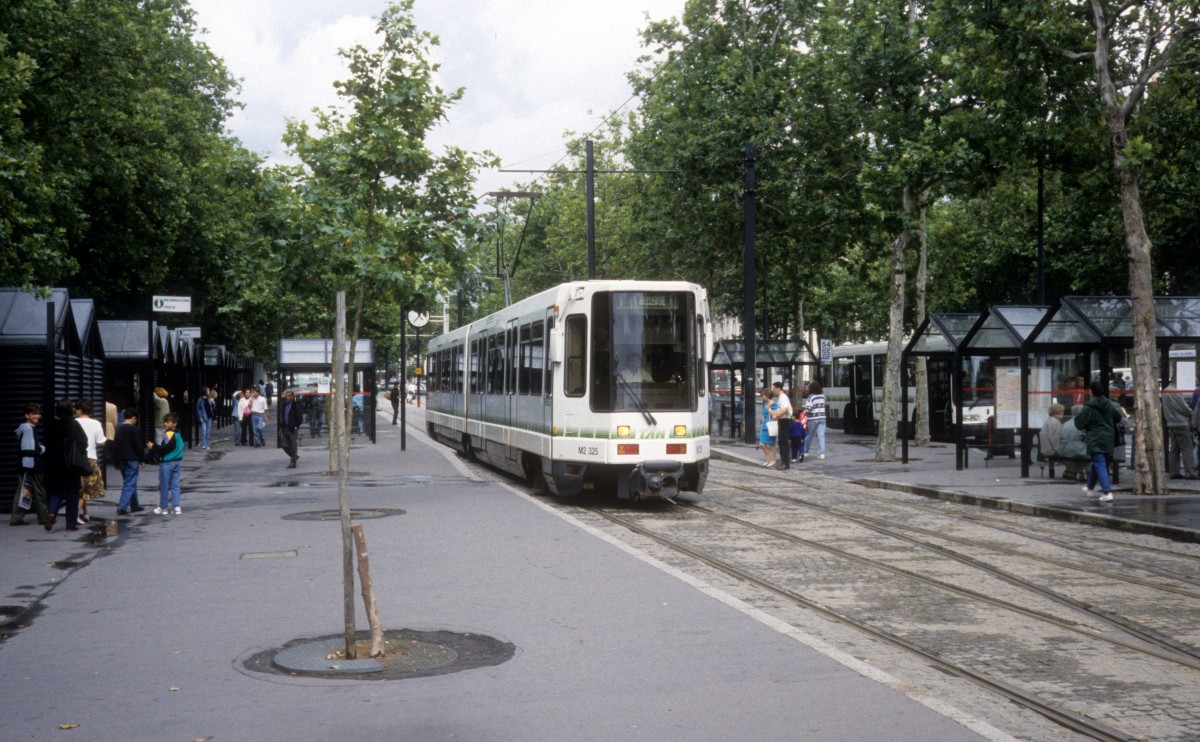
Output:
[278, 390, 305, 469]
[114, 410, 145, 515]
[1074, 380, 1123, 503]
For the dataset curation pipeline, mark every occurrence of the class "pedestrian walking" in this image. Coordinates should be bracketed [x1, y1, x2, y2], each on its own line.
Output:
[240, 388, 254, 446]
[146, 413, 184, 515]
[1074, 380, 1122, 503]
[74, 398, 106, 525]
[113, 409, 145, 515]
[44, 399, 86, 532]
[248, 387, 268, 447]
[11, 403, 49, 527]
[196, 386, 215, 450]
[390, 382, 401, 425]
[279, 390, 304, 469]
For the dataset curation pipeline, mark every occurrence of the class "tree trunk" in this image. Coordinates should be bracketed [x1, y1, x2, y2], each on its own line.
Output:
[1089, 0, 1167, 495]
[914, 200, 931, 447]
[876, 185, 914, 461]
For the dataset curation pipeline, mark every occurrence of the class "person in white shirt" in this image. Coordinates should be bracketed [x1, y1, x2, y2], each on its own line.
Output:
[248, 387, 269, 447]
[74, 398, 107, 524]
[770, 383, 793, 469]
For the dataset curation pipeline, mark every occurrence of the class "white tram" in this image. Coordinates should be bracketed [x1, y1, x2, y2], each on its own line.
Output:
[425, 280, 713, 500]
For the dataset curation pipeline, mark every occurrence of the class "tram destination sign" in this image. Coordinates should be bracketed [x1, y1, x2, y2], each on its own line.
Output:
[153, 295, 192, 313]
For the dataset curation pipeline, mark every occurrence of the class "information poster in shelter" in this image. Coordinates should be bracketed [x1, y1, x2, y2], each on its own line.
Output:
[994, 368, 1022, 429]
[1026, 368, 1051, 429]
[995, 367, 1051, 429]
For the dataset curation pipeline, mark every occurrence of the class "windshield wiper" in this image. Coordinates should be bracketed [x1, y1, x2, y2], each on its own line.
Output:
[615, 373, 657, 426]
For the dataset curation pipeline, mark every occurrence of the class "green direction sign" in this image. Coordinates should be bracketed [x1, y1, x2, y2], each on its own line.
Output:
[153, 295, 191, 313]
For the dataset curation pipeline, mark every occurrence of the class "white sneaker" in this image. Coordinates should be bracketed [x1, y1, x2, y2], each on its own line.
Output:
[1097, 492, 1113, 503]
[818, 454, 825, 460]
[172, 506, 182, 515]
[1082, 486, 1095, 497]
[153, 507, 166, 515]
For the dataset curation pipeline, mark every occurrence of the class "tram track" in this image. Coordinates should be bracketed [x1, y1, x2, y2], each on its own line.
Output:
[708, 472, 1200, 655]
[457, 447, 1200, 739]
[578, 502, 1134, 742]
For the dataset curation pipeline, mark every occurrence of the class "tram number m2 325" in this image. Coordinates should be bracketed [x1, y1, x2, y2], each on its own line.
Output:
[577, 446, 600, 456]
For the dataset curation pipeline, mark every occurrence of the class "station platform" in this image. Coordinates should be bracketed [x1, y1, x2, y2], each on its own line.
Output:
[711, 429, 1200, 542]
[2, 406, 989, 741]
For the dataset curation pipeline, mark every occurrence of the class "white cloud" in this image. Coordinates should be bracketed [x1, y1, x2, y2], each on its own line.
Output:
[190, 0, 684, 193]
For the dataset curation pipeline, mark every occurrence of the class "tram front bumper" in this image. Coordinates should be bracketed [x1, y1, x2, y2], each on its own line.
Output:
[619, 460, 685, 501]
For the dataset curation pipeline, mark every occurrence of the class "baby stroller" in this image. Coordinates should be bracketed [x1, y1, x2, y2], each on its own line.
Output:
[790, 410, 808, 463]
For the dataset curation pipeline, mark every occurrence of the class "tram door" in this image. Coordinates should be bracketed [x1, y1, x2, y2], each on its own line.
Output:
[845, 354, 875, 434]
[927, 358, 953, 439]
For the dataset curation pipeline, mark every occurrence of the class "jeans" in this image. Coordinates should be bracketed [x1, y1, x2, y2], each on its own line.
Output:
[251, 413, 265, 446]
[198, 417, 211, 448]
[158, 459, 181, 509]
[807, 418, 826, 454]
[47, 480, 81, 527]
[1086, 452, 1112, 494]
[118, 460, 141, 511]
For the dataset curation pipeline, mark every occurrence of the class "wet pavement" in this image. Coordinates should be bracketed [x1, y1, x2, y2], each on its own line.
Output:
[712, 430, 1200, 542]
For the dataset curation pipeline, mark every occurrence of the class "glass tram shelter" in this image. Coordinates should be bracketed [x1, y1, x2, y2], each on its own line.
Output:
[276, 338, 378, 444]
[709, 338, 818, 440]
[903, 296, 1200, 477]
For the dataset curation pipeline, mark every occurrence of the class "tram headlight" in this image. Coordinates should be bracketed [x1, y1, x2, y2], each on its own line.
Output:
[673, 425, 687, 437]
[616, 425, 632, 438]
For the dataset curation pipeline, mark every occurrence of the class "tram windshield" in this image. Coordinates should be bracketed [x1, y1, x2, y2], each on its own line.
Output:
[591, 290, 695, 412]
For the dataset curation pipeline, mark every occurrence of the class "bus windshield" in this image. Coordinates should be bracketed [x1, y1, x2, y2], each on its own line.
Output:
[591, 291, 695, 412]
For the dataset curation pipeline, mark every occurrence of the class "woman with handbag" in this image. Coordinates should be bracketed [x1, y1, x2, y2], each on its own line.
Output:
[758, 388, 778, 468]
[44, 399, 89, 532]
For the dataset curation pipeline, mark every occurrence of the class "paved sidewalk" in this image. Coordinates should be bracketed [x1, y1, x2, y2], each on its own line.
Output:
[1, 406, 987, 741]
[713, 429, 1200, 542]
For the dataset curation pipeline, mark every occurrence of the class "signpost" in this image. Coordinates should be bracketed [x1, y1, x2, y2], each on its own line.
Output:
[152, 295, 191, 313]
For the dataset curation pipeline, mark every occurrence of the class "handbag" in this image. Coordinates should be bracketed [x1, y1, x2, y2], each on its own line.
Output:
[65, 439, 92, 477]
[766, 419, 779, 437]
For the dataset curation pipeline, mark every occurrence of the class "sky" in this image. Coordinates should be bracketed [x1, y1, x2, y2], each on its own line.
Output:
[188, 0, 687, 198]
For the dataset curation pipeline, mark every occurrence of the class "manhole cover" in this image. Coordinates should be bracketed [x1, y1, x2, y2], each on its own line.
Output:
[243, 629, 514, 680]
[282, 508, 405, 521]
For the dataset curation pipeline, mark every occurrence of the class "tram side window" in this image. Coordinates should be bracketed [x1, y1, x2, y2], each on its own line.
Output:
[529, 321, 544, 396]
[487, 334, 502, 393]
[454, 345, 464, 393]
[469, 339, 480, 394]
[872, 354, 885, 389]
[544, 317, 554, 396]
[564, 315, 586, 397]
[518, 324, 531, 395]
[507, 326, 517, 394]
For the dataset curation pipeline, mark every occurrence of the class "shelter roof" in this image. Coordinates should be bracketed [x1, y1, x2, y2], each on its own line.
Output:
[710, 338, 816, 370]
[905, 313, 979, 356]
[98, 320, 152, 359]
[1027, 296, 1200, 350]
[0, 288, 74, 346]
[963, 305, 1049, 352]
